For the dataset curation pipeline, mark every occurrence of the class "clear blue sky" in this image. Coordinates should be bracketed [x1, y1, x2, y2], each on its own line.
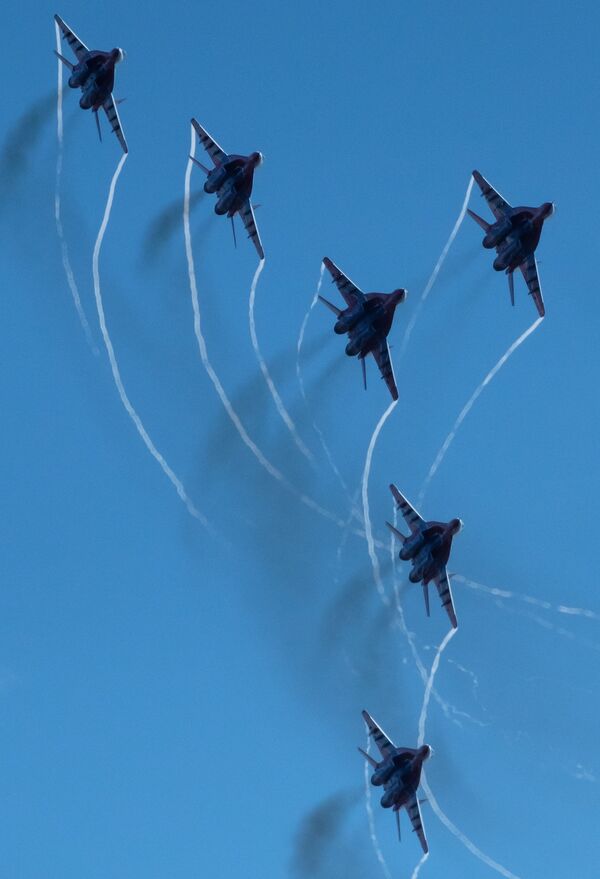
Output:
[1, 1, 599, 876]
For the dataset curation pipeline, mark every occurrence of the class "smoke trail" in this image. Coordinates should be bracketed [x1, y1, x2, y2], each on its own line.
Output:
[453, 573, 600, 623]
[410, 850, 429, 879]
[418, 316, 543, 505]
[93, 153, 208, 526]
[400, 177, 475, 359]
[248, 258, 315, 464]
[419, 775, 522, 879]
[54, 22, 95, 350]
[184, 125, 348, 530]
[296, 262, 325, 402]
[362, 401, 397, 604]
[297, 262, 356, 502]
[417, 627, 457, 747]
[363, 729, 392, 879]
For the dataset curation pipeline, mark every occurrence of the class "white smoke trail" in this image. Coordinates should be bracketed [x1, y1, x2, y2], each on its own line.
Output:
[410, 850, 429, 879]
[184, 127, 348, 530]
[400, 177, 475, 359]
[92, 153, 209, 527]
[453, 574, 600, 623]
[419, 775, 522, 879]
[248, 259, 315, 464]
[417, 627, 457, 747]
[296, 262, 325, 402]
[362, 401, 397, 604]
[418, 316, 543, 505]
[364, 729, 392, 879]
[296, 262, 356, 498]
[54, 22, 95, 351]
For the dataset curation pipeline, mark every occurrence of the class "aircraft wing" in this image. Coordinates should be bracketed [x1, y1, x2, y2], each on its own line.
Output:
[371, 338, 398, 401]
[54, 14, 89, 61]
[323, 257, 365, 307]
[519, 254, 545, 317]
[389, 484, 424, 534]
[434, 567, 458, 629]
[239, 199, 264, 260]
[472, 170, 512, 221]
[102, 95, 128, 153]
[191, 118, 227, 166]
[362, 710, 396, 760]
[406, 794, 429, 853]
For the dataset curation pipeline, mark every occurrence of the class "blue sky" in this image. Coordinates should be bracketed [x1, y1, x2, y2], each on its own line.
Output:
[1, 1, 599, 876]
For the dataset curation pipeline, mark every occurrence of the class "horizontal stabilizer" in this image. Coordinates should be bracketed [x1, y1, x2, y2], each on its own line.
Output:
[190, 155, 210, 175]
[357, 746, 378, 769]
[423, 582, 430, 617]
[318, 295, 341, 317]
[54, 49, 74, 71]
[467, 208, 490, 232]
[385, 521, 406, 545]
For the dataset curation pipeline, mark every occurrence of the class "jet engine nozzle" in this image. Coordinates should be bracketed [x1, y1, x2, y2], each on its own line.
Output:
[345, 340, 361, 357]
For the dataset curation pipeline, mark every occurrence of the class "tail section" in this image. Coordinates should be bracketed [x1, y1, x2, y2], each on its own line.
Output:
[467, 208, 490, 232]
[385, 521, 406, 545]
[54, 49, 74, 71]
[190, 155, 210, 175]
[358, 746, 378, 769]
[423, 582, 430, 617]
[507, 269, 515, 306]
[318, 295, 341, 317]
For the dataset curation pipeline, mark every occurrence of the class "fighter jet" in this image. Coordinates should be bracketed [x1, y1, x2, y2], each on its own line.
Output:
[319, 257, 406, 401]
[468, 169, 554, 317]
[190, 119, 264, 260]
[53, 14, 128, 153]
[359, 710, 431, 853]
[387, 484, 461, 628]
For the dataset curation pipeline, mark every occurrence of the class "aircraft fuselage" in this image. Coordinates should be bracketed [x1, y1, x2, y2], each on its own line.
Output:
[404, 519, 461, 585]
[488, 203, 553, 273]
[374, 747, 430, 809]
[207, 153, 262, 218]
[344, 291, 405, 359]
[68, 49, 122, 111]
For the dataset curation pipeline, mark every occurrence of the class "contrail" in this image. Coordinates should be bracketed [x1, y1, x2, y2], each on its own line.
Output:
[400, 177, 475, 359]
[184, 125, 348, 530]
[417, 627, 457, 747]
[453, 573, 600, 623]
[420, 775, 522, 879]
[363, 729, 392, 879]
[297, 262, 356, 502]
[93, 153, 209, 527]
[362, 401, 397, 605]
[54, 21, 95, 351]
[410, 850, 429, 879]
[418, 316, 543, 505]
[249, 259, 315, 464]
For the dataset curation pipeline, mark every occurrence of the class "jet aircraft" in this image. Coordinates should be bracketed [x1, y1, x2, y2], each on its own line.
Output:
[359, 710, 431, 852]
[190, 119, 264, 260]
[468, 169, 554, 317]
[387, 483, 460, 628]
[319, 257, 406, 401]
[54, 14, 128, 153]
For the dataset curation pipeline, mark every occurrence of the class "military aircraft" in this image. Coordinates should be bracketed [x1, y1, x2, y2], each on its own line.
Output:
[53, 14, 128, 153]
[319, 257, 406, 401]
[359, 710, 431, 852]
[190, 119, 264, 260]
[387, 483, 460, 628]
[468, 169, 554, 317]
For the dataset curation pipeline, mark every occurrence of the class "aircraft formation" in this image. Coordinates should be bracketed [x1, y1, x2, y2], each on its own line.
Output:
[53, 12, 555, 859]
